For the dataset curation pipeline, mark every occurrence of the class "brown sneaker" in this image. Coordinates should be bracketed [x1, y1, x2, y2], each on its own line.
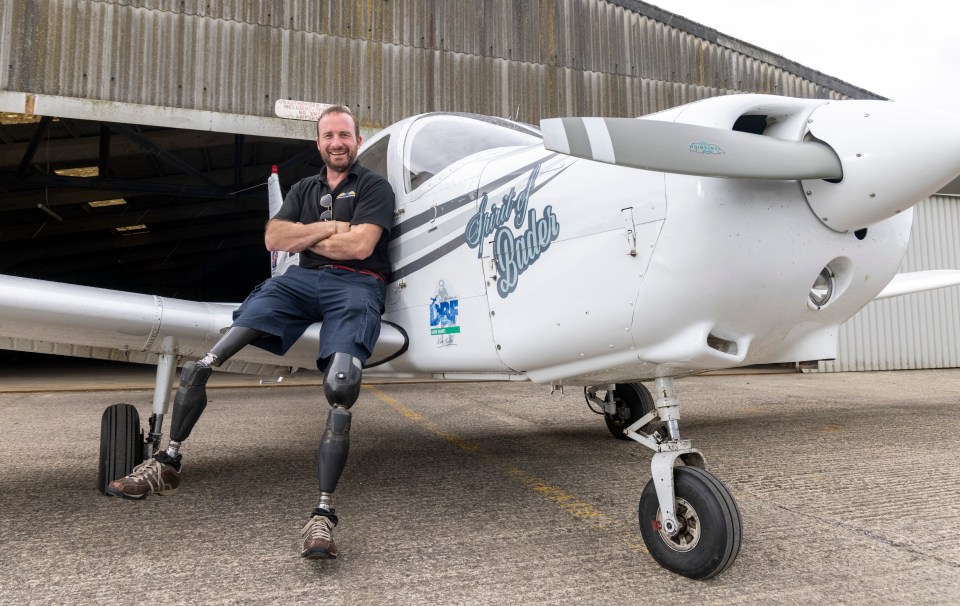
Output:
[301, 514, 338, 559]
[105, 457, 181, 499]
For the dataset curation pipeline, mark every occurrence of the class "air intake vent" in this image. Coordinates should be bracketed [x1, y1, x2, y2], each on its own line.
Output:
[732, 114, 768, 135]
[707, 333, 739, 356]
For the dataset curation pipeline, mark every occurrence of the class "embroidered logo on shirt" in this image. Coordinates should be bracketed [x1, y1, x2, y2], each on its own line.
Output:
[337, 190, 357, 200]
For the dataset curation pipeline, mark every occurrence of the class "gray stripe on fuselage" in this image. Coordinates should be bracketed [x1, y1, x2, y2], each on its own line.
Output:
[389, 192, 476, 241]
[389, 158, 571, 281]
[389, 204, 476, 261]
[391, 234, 467, 280]
[388, 154, 558, 242]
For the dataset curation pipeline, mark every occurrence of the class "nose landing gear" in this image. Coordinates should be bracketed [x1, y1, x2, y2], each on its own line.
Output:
[589, 376, 742, 579]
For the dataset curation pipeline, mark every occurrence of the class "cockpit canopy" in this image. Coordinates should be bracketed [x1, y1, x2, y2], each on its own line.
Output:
[402, 114, 540, 192]
[357, 113, 540, 195]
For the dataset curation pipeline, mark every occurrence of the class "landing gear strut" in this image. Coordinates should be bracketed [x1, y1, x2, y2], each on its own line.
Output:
[589, 376, 742, 579]
[96, 336, 178, 493]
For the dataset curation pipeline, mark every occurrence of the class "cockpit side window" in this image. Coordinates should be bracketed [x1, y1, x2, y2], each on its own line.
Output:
[357, 135, 390, 180]
[403, 115, 540, 193]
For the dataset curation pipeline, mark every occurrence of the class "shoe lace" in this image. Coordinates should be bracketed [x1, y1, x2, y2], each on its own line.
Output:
[127, 458, 164, 487]
[305, 516, 333, 542]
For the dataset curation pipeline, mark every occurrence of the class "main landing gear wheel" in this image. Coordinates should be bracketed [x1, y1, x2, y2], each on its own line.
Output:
[603, 383, 655, 440]
[638, 466, 742, 580]
[97, 403, 145, 494]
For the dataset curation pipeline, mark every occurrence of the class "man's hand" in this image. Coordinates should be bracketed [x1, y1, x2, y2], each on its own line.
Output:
[310, 223, 383, 260]
[265, 219, 349, 253]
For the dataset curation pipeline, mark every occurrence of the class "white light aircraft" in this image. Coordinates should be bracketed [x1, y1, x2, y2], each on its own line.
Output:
[3, 93, 960, 579]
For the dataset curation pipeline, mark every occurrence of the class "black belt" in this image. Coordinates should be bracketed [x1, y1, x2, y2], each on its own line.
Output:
[316, 264, 385, 282]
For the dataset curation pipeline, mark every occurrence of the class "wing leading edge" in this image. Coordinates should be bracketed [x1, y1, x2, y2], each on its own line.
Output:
[0, 274, 407, 374]
[874, 270, 960, 300]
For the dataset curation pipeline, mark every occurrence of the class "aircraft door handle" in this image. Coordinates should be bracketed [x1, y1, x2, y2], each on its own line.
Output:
[621, 207, 638, 256]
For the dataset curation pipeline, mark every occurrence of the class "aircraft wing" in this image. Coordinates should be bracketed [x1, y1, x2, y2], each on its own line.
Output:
[0, 274, 407, 374]
[874, 270, 960, 300]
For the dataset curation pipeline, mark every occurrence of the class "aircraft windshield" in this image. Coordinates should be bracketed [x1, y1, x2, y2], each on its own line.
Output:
[403, 114, 540, 192]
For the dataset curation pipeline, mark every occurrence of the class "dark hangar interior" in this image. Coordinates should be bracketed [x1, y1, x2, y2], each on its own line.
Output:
[0, 112, 321, 302]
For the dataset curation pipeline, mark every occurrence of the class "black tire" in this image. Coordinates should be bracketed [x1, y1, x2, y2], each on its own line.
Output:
[97, 403, 144, 494]
[638, 466, 742, 579]
[603, 382, 655, 440]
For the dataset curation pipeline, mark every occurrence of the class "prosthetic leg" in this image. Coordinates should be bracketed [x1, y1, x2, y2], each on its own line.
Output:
[314, 352, 364, 519]
[301, 352, 363, 559]
[162, 326, 266, 459]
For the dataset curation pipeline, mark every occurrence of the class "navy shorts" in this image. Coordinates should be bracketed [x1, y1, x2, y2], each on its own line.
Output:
[231, 265, 386, 370]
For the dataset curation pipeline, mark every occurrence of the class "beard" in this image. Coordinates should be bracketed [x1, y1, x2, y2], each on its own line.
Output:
[321, 147, 356, 171]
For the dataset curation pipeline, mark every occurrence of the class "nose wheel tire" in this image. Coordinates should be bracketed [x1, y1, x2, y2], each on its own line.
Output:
[97, 403, 145, 494]
[638, 466, 742, 579]
[603, 382, 656, 440]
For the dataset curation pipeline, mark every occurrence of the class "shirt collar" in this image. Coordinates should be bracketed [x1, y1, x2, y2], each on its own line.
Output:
[319, 162, 361, 187]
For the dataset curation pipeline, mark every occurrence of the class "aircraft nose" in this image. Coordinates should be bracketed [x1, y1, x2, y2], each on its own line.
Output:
[802, 100, 960, 232]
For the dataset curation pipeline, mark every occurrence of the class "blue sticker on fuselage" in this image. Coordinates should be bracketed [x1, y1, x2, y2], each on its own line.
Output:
[430, 280, 459, 346]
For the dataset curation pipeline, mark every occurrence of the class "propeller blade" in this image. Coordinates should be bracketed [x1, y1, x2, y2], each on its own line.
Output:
[540, 117, 842, 180]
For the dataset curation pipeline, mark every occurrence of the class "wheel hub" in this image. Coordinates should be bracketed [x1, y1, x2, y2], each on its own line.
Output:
[612, 398, 630, 423]
[657, 497, 700, 551]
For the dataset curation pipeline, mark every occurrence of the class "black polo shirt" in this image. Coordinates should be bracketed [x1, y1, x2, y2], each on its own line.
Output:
[274, 162, 395, 279]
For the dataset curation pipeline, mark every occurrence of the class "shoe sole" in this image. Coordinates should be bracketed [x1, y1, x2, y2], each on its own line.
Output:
[301, 547, 337, 560]
[104, 486, 178, 499]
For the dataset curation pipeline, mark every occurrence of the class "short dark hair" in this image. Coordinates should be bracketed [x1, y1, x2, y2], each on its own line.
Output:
[317, 105, 359, 139]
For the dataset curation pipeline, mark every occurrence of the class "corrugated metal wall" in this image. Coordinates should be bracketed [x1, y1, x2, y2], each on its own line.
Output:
[8, 0, 946, 373]
[0, 0, 874, 130]
[821, 196, 960, 372]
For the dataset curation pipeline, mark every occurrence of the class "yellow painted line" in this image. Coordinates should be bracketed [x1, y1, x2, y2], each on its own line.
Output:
[368, 387, 483, 454]
[504, 466, 615, 528]
[365, 385, 646, 553]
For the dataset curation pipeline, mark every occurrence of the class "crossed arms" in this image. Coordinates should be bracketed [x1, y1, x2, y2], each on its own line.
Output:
[264, 219, 383, 261]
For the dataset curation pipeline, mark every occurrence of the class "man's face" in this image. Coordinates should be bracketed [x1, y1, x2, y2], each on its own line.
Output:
[316, 112, 361, 172]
